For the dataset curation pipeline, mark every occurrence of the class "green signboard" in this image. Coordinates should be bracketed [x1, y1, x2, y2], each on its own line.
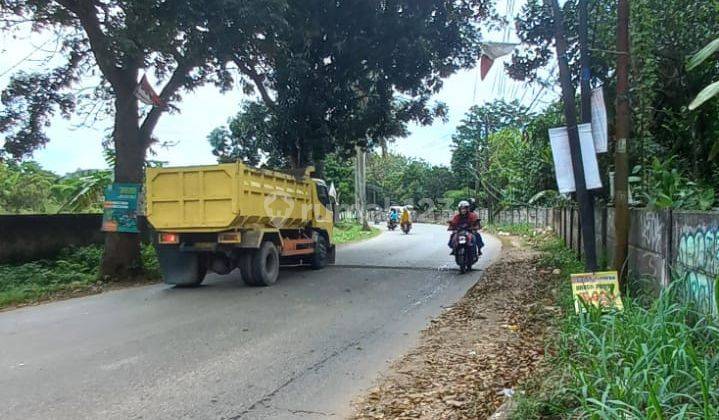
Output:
[101, 183, 141, 233]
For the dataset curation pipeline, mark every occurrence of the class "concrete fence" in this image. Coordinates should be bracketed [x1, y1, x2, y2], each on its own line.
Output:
[551, 206, 719, 314]
[0, 214, 151, 264]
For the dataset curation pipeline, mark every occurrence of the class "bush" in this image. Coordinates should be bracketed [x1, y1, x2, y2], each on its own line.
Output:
[0, 244, 160, 308]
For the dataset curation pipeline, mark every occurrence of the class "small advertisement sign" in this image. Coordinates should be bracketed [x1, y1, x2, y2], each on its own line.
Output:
[571, 271, 624, 313]
[101, 183, 141, 233]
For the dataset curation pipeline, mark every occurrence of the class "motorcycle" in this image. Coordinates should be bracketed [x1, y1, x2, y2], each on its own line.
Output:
[387, 219, 398, 230]
[401, 222, 412, 234]
[452, 229, 478, 273]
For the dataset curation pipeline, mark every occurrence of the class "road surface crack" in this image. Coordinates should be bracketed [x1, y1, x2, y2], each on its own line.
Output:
[226, 323, 389, 419]
[286, 408, 335, 416]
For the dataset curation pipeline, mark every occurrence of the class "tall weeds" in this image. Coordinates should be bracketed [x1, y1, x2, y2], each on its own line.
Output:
[516, 236, 719, 419]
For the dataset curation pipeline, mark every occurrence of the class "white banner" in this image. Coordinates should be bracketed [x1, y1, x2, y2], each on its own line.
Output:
[591, 87, 608, 153]
[549, 123, 603, 193]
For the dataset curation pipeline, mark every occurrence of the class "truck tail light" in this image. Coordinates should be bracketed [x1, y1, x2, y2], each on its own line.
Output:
[158, 232, 180, 244]
[218, 232, 242, 243]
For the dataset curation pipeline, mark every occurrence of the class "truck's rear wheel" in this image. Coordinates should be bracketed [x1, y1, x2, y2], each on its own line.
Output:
[239, 251, 258, 286]
[311, 235, 328, 270]
[247, 241, 279, 287]
[157, 247, 207, 287]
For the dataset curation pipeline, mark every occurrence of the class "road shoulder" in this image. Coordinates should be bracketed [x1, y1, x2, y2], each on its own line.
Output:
[351, 235, 555, 419]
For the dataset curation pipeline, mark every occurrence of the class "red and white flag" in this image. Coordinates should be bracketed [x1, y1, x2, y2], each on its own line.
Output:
[479, 42, 518, 80]
[134, 74, 164, 107]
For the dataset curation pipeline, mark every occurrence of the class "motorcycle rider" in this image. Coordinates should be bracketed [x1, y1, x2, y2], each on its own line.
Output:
[388, 208, 399, 226]
[400, 207, 412, 229]
[448, 200, 483, 256]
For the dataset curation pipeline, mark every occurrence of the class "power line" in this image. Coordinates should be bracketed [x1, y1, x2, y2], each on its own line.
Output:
[0, 38, 54, 79]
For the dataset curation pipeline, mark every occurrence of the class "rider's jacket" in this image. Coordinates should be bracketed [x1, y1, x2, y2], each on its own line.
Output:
[449, 212, 480, 230]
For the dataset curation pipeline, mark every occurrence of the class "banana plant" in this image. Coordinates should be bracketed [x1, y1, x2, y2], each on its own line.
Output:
[687, 37, 719, 160]
[687, 37, 719, 110]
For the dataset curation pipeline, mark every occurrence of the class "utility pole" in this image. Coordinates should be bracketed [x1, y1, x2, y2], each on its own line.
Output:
[578, 0, 591, 122]
[548, 0, 598, 271]
[614, 0, 630, 281]
[355, 146, 370, 231]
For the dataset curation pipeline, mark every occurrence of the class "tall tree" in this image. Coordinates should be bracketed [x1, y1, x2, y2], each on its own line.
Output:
[229, 0, 492, 167]
[0, 0, 285, 278]
[450, 99, 534, 192]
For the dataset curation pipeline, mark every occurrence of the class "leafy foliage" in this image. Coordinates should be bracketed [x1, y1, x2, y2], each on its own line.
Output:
[0, 161, 57, 213]
[449, 99, 556, 208]
[212, 0, 493, 167]
[640, 157, 716, 211]
[450, 99, 535, 192]
[207, 102, 286, 168]
[0, 161, 112, 214]
[0, 244, 160, 309]
[510, 0, 719, 199]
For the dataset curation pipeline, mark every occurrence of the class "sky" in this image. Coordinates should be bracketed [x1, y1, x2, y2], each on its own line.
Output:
[0, 0, 558, 175]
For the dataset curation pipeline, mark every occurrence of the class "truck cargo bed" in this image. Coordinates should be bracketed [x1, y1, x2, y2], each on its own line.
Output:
[146, 163, 314, 232]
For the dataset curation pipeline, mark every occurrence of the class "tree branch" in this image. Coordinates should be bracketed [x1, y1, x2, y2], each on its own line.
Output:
[56, 0, 130, 90]
[235, 59, 275, 109]
[138, 59, 195, 146]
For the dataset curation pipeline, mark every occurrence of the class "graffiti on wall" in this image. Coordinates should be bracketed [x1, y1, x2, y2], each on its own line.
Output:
[676, 228, 719, 315]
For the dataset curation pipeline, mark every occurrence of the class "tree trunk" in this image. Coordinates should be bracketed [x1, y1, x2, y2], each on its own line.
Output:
[100, 91, 145, 280]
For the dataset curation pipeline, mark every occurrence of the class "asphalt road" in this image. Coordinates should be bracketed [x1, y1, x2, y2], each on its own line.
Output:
[0, 223, 500, 420]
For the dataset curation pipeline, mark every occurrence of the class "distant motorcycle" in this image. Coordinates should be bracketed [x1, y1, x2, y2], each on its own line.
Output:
[401, 222, 412, 234]
[387, 219, 398, 230]
[451, 228, 478, 273]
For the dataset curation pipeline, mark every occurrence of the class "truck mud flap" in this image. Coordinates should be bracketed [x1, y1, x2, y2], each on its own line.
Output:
[156, 246, 206, 286]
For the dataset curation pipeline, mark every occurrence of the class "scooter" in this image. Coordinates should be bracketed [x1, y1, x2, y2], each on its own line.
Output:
[401, 222, 412, 234]
[387, 219, 398, 230]
[452, 229, 478, 273]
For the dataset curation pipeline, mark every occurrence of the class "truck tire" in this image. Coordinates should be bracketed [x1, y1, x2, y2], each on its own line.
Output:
[249, 241, 280, 287]
[239, 251, 258, 286]
[311, 235, 328, 270]
[157, 247, 207, 287]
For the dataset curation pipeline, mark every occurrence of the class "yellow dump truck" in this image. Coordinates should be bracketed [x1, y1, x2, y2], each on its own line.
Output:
[145, 163, 334, 287]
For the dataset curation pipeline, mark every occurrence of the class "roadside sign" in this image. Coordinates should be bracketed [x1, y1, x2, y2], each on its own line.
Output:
[571, 271, 623, 313]
[102, 183, 141, 233]
[549, 123, 603, 193]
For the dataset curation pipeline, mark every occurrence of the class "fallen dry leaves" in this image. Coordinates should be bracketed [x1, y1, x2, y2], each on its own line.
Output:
[352, 243, 558, 420]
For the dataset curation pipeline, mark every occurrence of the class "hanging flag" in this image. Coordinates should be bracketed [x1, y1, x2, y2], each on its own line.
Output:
[134, 74, 164, 107]
[479, 42, 517, 80]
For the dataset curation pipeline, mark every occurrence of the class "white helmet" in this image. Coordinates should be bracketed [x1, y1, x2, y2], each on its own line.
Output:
[458, 200, 470, 209]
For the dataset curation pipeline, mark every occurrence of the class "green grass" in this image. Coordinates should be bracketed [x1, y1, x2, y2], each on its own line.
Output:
[333, 221, 381, 245]
[514, 235, 719, 419]
[0, 244, 159, 309]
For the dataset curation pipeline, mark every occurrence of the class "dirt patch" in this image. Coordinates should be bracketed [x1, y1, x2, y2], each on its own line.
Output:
[352, 240, 557, 419]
